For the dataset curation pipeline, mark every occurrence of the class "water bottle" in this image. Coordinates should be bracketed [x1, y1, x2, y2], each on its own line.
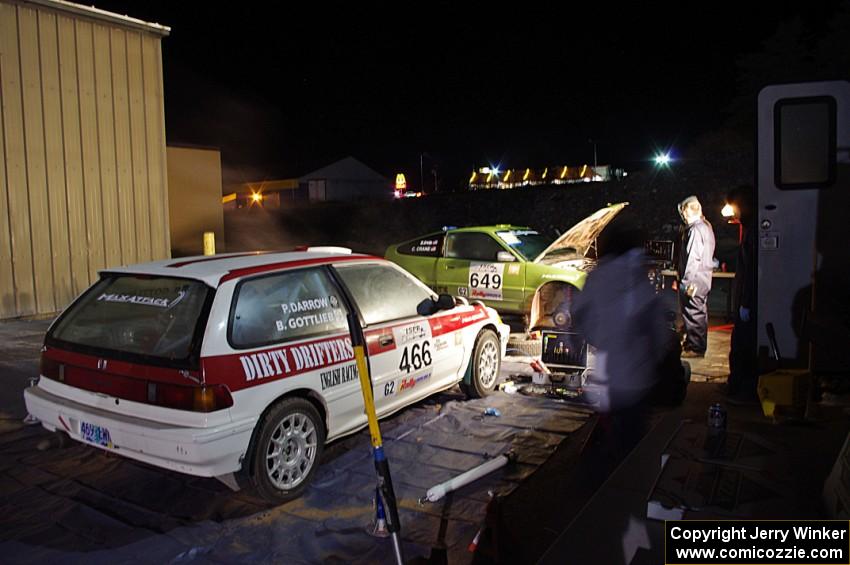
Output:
[707, 403, 726, 430]
[483, 407, 501, 417]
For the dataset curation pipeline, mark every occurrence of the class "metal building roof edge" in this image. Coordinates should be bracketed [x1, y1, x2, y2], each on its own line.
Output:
[17, 0, 170, 36]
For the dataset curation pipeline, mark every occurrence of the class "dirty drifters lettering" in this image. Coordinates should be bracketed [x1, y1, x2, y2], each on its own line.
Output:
[238, 337, 354, 382]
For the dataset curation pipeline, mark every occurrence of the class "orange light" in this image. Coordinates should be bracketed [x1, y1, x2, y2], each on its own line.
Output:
[193, 387, 216, 412]
[560, 166, 568, 179]
[469, 171, 477, 183]
[251, 191, 263, 204]
[580, 165, 587, 177]
[542, 168, 548, 179]
[523, 168, 530, 181]
[722, 203, 735, 218]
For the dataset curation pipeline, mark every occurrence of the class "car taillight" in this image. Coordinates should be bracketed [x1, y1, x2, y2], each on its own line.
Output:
[40, 355, 64, 382]
[148, 383, 233, 412]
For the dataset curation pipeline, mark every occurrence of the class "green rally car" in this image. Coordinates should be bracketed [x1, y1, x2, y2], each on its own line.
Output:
[385, 203, 627, 329]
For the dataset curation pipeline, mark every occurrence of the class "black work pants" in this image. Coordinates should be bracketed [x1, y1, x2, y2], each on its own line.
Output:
[728, 314, 757, 396]
[680, 291, 708, 353]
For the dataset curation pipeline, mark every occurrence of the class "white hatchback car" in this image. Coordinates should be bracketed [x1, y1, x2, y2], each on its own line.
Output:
[24, 249, 509, 501]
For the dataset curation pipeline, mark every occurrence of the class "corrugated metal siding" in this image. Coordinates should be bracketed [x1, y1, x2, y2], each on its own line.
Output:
[0, 1, 169, 319]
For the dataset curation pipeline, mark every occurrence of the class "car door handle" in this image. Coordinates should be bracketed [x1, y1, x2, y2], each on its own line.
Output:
[379, 334, 394, 346]
[445, 264, 458, 269]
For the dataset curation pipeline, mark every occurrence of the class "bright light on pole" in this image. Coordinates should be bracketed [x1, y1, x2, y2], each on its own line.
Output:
[654, 152, 671, 166]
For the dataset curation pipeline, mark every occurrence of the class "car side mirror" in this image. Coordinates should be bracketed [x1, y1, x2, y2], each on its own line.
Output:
[417, 294, 456, 316]
[436, 293, 455, 311]
[496, 251, 516, 262]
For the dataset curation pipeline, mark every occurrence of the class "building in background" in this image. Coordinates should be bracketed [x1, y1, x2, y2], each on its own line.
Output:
[300, 157, 391, 202]
[167, 145, 224, 257]
[0, 0, 170, 319]
[469, 164, 626, 190]
[223, 157, 392, 208]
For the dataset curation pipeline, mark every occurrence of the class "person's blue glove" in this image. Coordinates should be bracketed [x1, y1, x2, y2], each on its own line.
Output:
[739, 306, 750, 322]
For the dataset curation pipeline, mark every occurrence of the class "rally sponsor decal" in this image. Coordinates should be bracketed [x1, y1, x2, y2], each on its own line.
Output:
[461, 310, 487, 324]
[239, 337, 354, 381]
[468, 263, 504, 301]
[97, 289, 186, 309]
[319, 363, 358, 390]
[205, 335, 354, 390]
[399, 372, 431, 393]
[457, 286, 469, 297]
[393, 321, 430, 347]
[434, 337, 450, 352]
[507, 264, 521, 276]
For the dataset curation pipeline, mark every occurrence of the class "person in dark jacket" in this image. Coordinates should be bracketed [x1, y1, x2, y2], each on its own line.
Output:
[676, 195, 716, 358]
[725, 185, 757, 399]
[573, 218, 668, 459]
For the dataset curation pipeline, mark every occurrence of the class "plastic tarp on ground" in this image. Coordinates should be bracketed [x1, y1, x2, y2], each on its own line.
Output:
[0, 390, 591, 564]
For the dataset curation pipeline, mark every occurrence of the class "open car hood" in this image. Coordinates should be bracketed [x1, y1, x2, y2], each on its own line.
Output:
[534, 202, 628, 263]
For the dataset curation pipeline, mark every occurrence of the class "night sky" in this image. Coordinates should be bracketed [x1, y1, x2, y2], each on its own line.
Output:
[93, 1, 846, 189]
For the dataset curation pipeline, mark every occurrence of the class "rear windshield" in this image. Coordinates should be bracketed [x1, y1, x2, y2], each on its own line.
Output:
[496, 230, 552, 260]
[49, 275, 211, 363]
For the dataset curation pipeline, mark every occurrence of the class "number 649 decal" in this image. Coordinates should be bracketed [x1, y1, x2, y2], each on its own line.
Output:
[399, 341, 432, 373]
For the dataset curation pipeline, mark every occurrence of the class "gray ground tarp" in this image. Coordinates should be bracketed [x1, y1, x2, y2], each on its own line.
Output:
[0, 388, 591, 564]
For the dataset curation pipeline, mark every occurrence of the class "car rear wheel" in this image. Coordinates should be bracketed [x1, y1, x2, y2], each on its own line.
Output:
[461, 329, 501, 398]
[249, 397, 325, 502]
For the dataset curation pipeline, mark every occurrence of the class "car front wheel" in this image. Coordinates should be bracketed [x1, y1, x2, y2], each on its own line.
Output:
[462, 329, 501, 398]
[249, 397, 325, 502]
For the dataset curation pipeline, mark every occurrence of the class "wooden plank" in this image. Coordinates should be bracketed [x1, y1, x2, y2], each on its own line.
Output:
[18, 6, 55, 313]
[126, 32, 151, 263]
[109, 27, 136, 266]
[0, 6, 17, 317]
[141, 35, 168, 259]
[57, 14, 91, 295]
[74, 19, 105, 280]
[92, 23, 121, 268]
[38, 9, 73, 309]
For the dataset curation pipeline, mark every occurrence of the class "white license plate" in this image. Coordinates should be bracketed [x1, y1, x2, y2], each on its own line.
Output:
[80, 421, 113, 448]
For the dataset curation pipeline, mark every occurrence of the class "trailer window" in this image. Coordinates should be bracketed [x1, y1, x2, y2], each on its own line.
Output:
[775, 96, 836, 189]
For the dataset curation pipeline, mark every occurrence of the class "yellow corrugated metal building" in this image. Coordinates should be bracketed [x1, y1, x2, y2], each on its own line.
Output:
[0, 0, 170, 319]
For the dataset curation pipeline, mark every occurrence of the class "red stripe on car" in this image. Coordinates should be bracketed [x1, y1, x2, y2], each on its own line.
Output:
[43, 347, 202, 387]
[166, 251, 274, 268]
[364, 305, 490, 355]
[219, 255, 378, 283]
[58, 415, 71, 433]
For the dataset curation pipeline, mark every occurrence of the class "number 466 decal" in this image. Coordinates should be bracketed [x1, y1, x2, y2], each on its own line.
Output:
[399, 341, 432, 373]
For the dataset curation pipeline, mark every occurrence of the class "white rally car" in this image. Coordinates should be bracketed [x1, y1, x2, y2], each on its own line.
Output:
[24, 249, 509, 501]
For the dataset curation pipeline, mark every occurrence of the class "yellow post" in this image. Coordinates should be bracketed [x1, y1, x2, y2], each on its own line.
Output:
[353, 344, 383, 448]
[203, 231, 215, 256]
